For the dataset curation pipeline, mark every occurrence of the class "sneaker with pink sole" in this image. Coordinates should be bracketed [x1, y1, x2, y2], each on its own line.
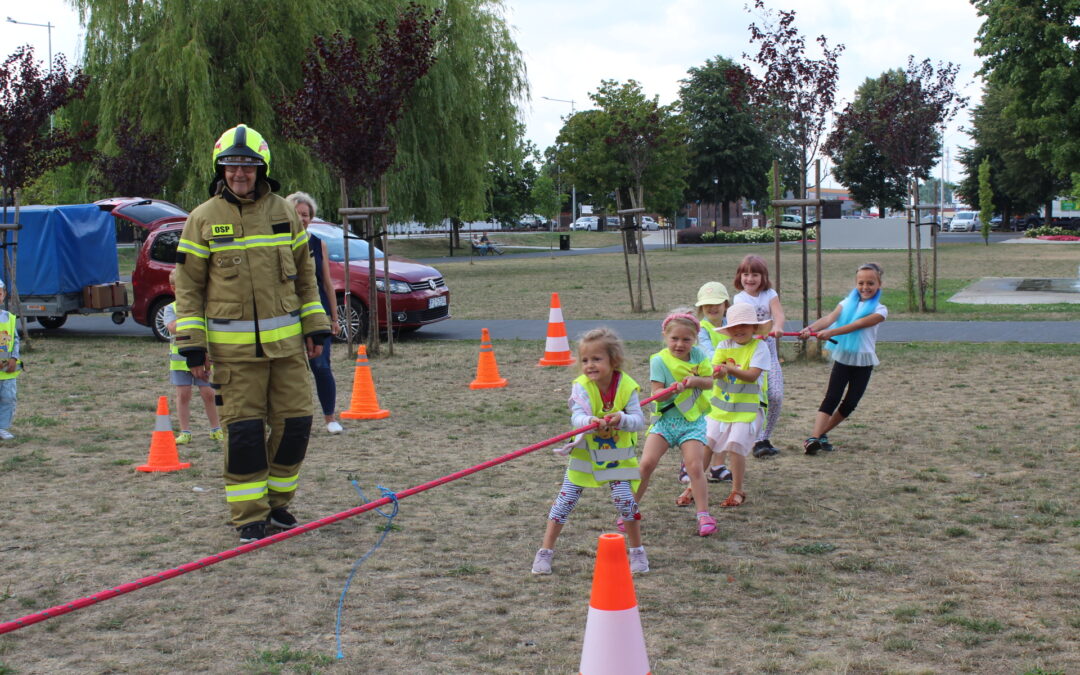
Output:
[697, 513, 717, 537]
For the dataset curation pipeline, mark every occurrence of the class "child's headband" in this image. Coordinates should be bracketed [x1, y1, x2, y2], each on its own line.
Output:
[662, 312, 700, 333]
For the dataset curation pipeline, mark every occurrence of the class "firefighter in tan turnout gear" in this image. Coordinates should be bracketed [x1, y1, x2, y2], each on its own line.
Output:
[174, 124, 331, 543]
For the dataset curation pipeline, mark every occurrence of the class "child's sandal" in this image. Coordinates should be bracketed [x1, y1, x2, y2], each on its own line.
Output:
[675, 486, 693, 507]
[697, 514, 717, 537]
[719, 490, 746, 508]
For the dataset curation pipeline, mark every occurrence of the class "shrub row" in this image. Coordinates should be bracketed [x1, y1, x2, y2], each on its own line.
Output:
[677, 226, 817, 244]
[1025, 225, 1079, 238]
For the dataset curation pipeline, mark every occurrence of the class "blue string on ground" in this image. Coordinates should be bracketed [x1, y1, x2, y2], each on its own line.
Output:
[335, 482, 399, 660]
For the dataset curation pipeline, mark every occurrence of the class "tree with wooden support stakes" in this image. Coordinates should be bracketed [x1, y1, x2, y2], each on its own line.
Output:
[824, 57, 965, 312]
[555, 79, 686, 313]
[0, 45, 94, 345]
[277, 4, 439, 357]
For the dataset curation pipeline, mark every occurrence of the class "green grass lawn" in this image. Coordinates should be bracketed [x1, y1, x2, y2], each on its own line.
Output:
[384, 230, 627, 259]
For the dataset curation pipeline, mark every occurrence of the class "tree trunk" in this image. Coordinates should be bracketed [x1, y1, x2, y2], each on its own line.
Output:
[339, 177, 354, 358]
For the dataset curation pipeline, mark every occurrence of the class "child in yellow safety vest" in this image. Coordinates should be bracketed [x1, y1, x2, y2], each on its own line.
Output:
[693, 281, 734, 484]
[0, 279, 22, 440]
[164, 269, 222, 445]
[634, 309, 717, 537]
[707, 303, 772, 508]
[532, 328, 649, 575]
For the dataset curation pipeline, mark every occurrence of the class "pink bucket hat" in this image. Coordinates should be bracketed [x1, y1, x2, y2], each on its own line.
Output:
[718, 303, 770, 335]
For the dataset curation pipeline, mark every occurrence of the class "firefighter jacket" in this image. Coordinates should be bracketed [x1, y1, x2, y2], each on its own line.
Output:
[174, 181, 330, 362]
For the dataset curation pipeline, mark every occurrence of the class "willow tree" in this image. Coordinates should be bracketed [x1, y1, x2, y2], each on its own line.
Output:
[66, 0, 526, 218]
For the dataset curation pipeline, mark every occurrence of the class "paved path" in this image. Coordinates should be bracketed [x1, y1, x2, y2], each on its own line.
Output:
[416, 319, 1080, 344]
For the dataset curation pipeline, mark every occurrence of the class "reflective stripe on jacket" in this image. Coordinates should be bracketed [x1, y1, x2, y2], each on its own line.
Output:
[566, 372, 641, 488]
[167, 302, 189, 371]
[174, 182, 329, 362]
[651, 348, 712, 421]
[708, 339, 768, 423]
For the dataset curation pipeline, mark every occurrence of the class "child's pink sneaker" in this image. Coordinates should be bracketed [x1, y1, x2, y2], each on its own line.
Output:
[616, 517, 626, 532]
[697, 513, 717, 537]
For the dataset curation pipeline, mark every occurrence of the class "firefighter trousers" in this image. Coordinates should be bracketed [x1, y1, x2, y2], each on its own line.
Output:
[213, 350, 314, 527]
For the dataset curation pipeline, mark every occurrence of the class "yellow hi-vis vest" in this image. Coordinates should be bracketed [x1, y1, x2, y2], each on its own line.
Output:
[708, 339, 768, 423]
[167, 302, 190, 372]
[700, 319, 723, 350]
[650, 348, 712, 422]
[0, 312, 19, 380]
[566, 372, 641, 488]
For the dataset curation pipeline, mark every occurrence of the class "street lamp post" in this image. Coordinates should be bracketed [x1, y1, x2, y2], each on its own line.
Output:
[7, 16, 54, 129]
[541, 96, 576, 229]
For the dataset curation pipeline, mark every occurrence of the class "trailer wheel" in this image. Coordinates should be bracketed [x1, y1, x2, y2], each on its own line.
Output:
[38, 315, 67, 330]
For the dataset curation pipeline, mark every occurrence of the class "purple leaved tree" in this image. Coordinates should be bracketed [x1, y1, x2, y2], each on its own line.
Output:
[277, 3, 439, 356]
[0, 45, 94, 337]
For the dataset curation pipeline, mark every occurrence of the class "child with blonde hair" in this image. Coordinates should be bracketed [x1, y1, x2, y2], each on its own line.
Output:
[635, 309, 716, 537]
[800, 263, 888, 454]
[707, 303, 772, 507]
[693, 281, 734, 484]
[532, 328, 649, 574]
[733, 254, 787, 457]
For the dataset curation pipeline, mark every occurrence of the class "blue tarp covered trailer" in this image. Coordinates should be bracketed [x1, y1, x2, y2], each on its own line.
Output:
[1, 204, 126, 328]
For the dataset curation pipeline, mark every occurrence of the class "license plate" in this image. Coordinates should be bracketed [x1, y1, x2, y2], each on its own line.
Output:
[428, 295, 447, 309]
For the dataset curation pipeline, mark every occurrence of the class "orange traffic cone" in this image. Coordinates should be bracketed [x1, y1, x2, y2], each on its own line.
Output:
[340, 345, 390, 420]
[469, 328, 508, 389]
[579, 533, 650, 675]
[137, 396, 192, 472]
[537, 292, 575, 366]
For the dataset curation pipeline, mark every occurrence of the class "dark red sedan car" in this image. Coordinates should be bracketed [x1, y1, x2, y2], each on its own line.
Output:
[131, 220, 451, 341]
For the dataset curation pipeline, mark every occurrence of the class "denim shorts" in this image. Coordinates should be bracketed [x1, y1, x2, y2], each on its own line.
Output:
[648, 414, 708, 447]
[169, 370, 212, 387]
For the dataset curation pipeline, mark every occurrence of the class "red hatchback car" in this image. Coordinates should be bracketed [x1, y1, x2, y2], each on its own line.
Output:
[131, 219, 451, 341]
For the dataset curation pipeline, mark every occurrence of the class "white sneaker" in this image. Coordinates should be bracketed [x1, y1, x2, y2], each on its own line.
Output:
[326, 421, 343, 434]
[0, 429, 14, 440]
[628, 547, 649, 573]
[531, 548, 554, 575]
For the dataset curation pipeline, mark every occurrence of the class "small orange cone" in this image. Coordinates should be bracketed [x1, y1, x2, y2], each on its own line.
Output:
[538, 292, 575, 366]
[137, 396, 192, 472]
[579, 533, 650, 675]
[340, 345, 390, 420]
[469, 328, 508, 389]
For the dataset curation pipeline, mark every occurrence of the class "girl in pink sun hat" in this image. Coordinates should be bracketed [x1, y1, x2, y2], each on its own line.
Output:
[706, 303, 772, 508]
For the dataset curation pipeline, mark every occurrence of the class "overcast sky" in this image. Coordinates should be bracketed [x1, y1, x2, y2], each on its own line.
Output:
[3, 0, 986, 186]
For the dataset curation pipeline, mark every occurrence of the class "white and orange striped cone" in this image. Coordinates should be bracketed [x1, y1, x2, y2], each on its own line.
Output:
[537, 292, 575, 366]
[137, 396, 191, 472]
[469, 328, 508, 389]
[578, 533, 650, 675]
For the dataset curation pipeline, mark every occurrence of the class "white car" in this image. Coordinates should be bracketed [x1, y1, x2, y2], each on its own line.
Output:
[782, 213, 803, 225]
[640, 216, 659, 230]
[571, 216, 598, 231]
[949, 211, 980, 231]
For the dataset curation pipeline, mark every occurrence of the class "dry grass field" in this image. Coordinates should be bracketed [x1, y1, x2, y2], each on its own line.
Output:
[1, 334, 1077, 674]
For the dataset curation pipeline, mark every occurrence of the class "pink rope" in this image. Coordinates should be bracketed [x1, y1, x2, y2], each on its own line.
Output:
[0, 383, 680, 635]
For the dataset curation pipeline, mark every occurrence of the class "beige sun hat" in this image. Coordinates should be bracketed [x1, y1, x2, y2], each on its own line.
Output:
[718, 302, 770, 335]
[695, 281, 730, 306]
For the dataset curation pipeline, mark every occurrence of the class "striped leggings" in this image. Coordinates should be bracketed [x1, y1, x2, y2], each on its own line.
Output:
[757, 335, 784, 442]
[546, 472, 640, 524]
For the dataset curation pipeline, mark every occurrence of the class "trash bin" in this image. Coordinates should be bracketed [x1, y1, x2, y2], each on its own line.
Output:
[559, 234, 570, 251]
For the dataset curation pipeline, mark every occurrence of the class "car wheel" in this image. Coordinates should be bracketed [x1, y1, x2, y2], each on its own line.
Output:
[333, 296, 369, 343]
[149, 296, 174, 342]
[38, 315, 67, 330]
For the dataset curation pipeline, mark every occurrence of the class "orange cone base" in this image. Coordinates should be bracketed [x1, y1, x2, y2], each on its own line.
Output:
[469, 377, 508, 389]
[136, 460, 191, 473]
[341, 409, 389, 420]
[538, 354, 575, 366]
